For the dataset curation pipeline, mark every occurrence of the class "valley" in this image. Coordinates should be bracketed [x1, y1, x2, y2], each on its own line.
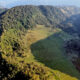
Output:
[0, 5, 80, 80]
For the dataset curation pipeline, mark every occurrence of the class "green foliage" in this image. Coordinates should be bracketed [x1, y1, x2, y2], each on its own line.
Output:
[0, 29, 27, 57]
[0, 5, 80, 80]
[0, 54, 18, 80]
[1, 5, 80, 31]
[23, 63, 55, 80]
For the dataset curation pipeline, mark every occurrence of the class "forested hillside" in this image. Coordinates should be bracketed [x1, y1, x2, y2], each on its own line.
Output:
[0, 5, 80, 80]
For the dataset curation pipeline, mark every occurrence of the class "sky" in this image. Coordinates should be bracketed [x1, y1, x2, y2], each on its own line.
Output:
[0, 0, 80, 8]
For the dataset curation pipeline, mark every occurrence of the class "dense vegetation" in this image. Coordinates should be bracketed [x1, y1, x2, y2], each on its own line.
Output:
[0, 5, 80, 80]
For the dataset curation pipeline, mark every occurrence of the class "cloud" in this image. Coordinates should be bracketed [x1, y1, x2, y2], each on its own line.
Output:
[0, 1, 7, 7]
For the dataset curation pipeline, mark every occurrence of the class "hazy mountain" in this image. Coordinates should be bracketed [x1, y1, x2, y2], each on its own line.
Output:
[0, 8, 7, 14]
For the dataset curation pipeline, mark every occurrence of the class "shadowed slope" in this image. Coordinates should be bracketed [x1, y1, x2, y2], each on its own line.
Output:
[31, 33, 80, 80]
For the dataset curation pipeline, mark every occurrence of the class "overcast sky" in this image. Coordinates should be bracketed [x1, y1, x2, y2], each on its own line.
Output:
[0, 0, 80, 8]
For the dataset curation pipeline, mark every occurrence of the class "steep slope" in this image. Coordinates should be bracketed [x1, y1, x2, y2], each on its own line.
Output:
[0, 5, 80, 80]
[39, 6, 80, 27]
[58, 14, 80, 35]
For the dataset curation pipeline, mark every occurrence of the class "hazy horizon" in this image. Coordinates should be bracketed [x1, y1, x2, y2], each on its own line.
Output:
[0, 0, 80, 8]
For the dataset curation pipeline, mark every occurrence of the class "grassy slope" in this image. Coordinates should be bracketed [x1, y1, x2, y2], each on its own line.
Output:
[22, 25, 80, 80]
[1, 25, 80, 80]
